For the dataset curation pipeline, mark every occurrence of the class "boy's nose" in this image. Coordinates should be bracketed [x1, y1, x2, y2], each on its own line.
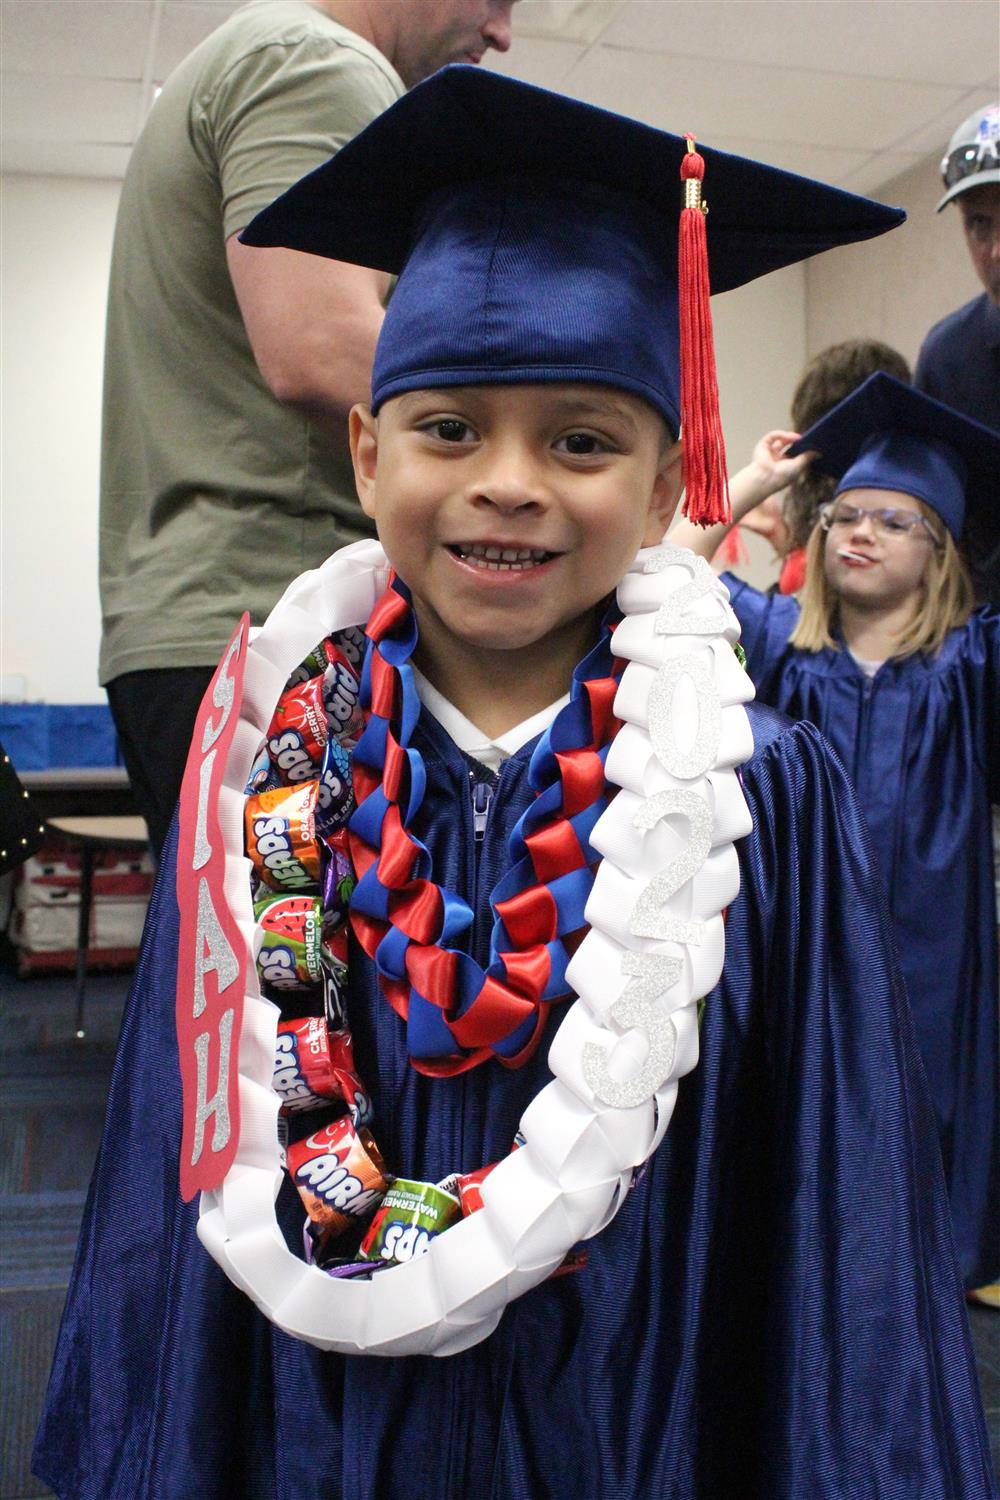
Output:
[468, 441, 549, 512]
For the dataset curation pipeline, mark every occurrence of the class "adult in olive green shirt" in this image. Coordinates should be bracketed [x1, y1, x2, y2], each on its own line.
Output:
[101, 0, 515, 857]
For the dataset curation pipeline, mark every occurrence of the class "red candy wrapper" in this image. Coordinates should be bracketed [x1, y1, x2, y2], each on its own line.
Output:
[267, 675, 329, 785]
[452, 1162, 496, 1216]
[274, 1016, 371, 1123]
[286, 1117, 388, 1240]
[245, 782, 321, 891]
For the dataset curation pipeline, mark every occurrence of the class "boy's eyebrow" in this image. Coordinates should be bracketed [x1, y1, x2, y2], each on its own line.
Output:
[392, 386, 643, 436]
[545, 393, 640, 430]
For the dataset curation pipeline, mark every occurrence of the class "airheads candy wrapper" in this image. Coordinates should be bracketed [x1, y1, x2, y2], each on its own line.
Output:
[359, 1178, 461, 1265]
[246, 742, 280, 796]
[267, 676, 329, 785]
[288, 626, 367, 685]
[286, 1116, 388, 1239]
[320, 829, 355, 925]
[321, 951, 349, 1030]
[316, 736, 355, 838]
[245, 782, 321, 891]
[437, 1161, 498, 1217]
[273, 1015, 372, 1123]
[321, 916, 349, 979]
[254, 892, 324, 990]
[322, 649, 365, 748]
[288, 637, 340, 686]
[335, 624, 367, 671]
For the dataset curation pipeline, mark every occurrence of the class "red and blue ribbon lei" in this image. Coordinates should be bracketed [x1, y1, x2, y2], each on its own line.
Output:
[347, 575, 624, 1076]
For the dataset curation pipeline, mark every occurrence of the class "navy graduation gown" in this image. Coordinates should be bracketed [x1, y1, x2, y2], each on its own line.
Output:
[35, 704, 996, 1500]
[725, 575, 1000, 1289]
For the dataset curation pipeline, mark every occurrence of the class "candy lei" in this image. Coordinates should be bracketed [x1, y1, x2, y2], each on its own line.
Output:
[348, 574, 624, 1076]
[196, 537, 754, 1358]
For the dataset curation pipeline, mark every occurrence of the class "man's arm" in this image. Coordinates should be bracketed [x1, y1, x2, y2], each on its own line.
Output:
[226, 238, 390, 431]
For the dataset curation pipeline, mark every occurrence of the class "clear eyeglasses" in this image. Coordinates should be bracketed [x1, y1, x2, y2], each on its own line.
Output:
[819, 501, 943, 547]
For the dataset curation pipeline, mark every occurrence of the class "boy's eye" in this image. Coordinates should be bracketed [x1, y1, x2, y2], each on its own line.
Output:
[426, 418, 474, 443]
[556, 432, 611, 456]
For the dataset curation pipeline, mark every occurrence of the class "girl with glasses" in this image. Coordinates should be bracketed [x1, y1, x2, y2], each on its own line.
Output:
[673, 371, 1000, 1296]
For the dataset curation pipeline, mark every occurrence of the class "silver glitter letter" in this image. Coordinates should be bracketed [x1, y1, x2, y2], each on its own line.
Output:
[201, 624, 244, 754]
[582, 953, 680, 1107]
[190, 1007, 235, 1166]
[629, 790, 713, 944]
[193, 875, 239, 1019]
[192, 747, 216, 872]
[648, 655, 721, 781]
[654, 552, 723, 636]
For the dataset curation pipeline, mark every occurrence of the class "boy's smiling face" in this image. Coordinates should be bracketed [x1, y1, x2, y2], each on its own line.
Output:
[350, 383, 683, 701]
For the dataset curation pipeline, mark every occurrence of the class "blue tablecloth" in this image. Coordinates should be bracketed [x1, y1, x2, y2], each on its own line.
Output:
[0, 703, 121, 771]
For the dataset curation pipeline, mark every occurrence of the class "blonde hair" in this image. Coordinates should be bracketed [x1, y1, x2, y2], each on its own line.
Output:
[790, 498, 975, 658]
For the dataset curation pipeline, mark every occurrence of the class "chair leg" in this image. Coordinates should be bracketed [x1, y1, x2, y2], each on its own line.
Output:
[74, 844, 93, 1039]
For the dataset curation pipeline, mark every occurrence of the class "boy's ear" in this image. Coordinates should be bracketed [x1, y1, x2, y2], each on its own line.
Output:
[643, 438, 685, 545]
[349, 404, 379, 519]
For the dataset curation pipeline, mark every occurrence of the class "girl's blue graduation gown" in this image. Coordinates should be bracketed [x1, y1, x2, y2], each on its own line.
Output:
[35, 703, 996, 1499]
[725, 577, 999, 1291]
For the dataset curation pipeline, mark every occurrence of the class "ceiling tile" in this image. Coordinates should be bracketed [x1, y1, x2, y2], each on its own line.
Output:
[838, 150, 928, 195]
[1, 139, 133, 178]
[700, 134, 871, 185]
[599, 2, 996, 88]
[562, 44, 965, 152]
[889, 82, 999, 155]
[2, 74, 139, 144]
[1, 0, 993, 182]
[1, 1, 152, 78]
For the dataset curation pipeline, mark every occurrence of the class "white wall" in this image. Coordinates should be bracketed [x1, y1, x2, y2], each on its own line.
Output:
[1, 172, 120, 704]
[713, 262, 807, 589]
[805, 154, 981, 368]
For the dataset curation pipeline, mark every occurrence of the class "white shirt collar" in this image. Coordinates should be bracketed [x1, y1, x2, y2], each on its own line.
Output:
[410, 666, 570, 773]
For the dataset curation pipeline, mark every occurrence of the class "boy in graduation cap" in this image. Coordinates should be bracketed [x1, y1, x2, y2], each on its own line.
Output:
[35, 71, 996, 1500]
[675, 371, 1000, 1302]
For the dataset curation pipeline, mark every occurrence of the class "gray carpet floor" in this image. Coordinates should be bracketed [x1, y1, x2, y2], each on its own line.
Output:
[2, 953, 998, 1499]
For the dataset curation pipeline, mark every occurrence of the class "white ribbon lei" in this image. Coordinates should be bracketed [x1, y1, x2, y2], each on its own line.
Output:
[196, 537, 754, 1357]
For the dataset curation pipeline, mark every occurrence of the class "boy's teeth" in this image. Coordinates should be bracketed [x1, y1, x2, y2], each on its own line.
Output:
[455, 542, 552, 571]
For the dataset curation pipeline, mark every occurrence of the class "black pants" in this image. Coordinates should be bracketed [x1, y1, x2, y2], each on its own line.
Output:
[106, 666, 216, 863]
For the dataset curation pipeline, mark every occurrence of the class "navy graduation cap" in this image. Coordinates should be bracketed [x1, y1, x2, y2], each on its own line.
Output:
[788, 372, 1000, 540]
[242, 65, 904, 523]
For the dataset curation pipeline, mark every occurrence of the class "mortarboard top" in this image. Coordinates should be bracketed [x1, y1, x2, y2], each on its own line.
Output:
[242, 66, 904, 513]
[787, 372, 1000, 540]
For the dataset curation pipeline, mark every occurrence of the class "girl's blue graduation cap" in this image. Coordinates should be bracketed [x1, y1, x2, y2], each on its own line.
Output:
[241, 65, 903, 524]
[787, 373, 1000, 540]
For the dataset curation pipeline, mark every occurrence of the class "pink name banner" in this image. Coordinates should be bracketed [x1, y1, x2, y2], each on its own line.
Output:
[176, 615, 249, 1202]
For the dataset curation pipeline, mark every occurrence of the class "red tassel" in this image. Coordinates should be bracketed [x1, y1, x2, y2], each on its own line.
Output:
[714, 526, 748, 568]
[678, 137, 730, 527]
[778, 546, 807, 595]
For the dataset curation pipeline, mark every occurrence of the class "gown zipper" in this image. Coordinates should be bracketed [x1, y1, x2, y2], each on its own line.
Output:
[471, 777, 494, 842]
